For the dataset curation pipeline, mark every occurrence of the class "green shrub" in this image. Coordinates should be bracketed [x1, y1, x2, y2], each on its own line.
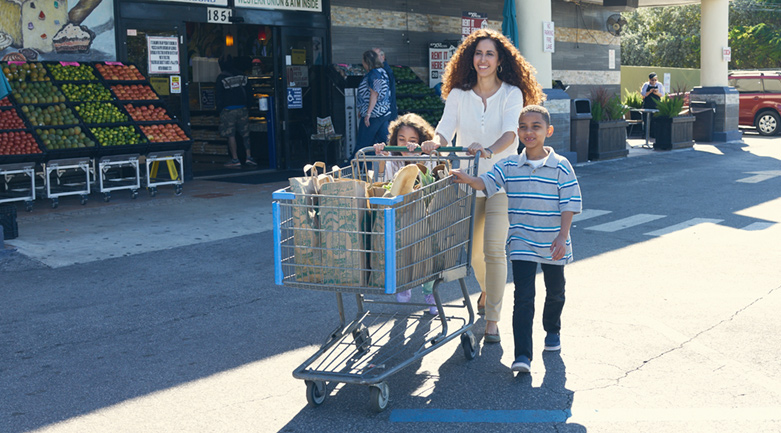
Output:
[623, 90, 643, 109]
[654, 96, 685, 118]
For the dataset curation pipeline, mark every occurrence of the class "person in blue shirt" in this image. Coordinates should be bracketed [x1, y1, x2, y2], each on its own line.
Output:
[354, 50, 391, 157]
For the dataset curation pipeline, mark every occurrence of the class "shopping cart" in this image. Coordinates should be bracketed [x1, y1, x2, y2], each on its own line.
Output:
[272, 147, 480, 412]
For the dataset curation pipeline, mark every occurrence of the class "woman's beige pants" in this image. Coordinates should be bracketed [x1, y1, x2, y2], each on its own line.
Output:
[471, 193, 510, 322]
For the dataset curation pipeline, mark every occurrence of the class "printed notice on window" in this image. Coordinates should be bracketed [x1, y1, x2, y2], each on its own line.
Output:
[147, 36, 181, 75]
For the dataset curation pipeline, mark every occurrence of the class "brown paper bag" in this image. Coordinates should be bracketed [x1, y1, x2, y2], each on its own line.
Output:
[288, 162, 331, 283]
[319, 173, 369, 286]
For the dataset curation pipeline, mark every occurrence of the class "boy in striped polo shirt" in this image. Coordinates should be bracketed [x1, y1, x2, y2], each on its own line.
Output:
[452, 105, 582, 373]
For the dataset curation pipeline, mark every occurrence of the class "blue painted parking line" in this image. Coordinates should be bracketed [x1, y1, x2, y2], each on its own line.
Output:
[390, 409, 572, 423]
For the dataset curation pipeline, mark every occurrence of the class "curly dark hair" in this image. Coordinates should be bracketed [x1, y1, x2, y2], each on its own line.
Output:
[387, 113, 436, 152]
[441, 29, 545, 106]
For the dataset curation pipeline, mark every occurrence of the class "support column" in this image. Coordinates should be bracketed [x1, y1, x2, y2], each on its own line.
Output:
[515, 0, 573, 161]
[691, 0, 742, 142]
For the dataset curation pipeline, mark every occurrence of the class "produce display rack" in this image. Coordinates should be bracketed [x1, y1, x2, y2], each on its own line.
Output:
[390, 65, 445, 126]
[145, 150, 184, 197]
[0, 162, 36, 212]
[0, 61, 193, 208]
[97, 154, 141, 202]
[43, 157, 92, 208]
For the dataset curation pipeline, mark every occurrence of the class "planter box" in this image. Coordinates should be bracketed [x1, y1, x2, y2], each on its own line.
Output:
[653, 115, 695, 150]
[589, 119, 628, 160]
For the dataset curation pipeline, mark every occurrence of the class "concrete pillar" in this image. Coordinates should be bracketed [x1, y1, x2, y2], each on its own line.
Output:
[691, 0, 742, 142]
[515, 0, 573, 161]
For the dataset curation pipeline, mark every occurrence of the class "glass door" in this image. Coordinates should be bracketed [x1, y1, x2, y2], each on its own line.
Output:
[117, 21, 189, 127]
[279, 28, 327, 169]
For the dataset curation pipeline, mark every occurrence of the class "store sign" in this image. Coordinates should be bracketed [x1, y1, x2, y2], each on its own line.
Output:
[287, 87, 303, 109]
[287, 66, 309, 87]
[462, 11, 487, 41]
[153, 0, 228, 6]
[722, 46, 731, 62]
[234, 0, 322, 12]
[429, 43, 456, 88]
[207, 7, 232, 24]
[543, 21, 555, 53]
[147, 36, 180, 75]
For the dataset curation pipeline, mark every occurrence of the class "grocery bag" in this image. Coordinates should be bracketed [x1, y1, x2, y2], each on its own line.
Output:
[288, 162, 331, 282]
[318, 168, 369, 286]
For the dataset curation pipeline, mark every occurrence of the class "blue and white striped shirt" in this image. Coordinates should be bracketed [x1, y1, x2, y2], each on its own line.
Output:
[480, 147, 582, 265]
[358, 68, 391, 118]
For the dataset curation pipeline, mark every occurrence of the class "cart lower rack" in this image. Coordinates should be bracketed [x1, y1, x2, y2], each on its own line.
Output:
[272, 148, 479, 412]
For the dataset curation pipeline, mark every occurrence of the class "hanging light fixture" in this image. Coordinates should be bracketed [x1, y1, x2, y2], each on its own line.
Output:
[225, 32, 234, 47]
[258, 27, 267, 41]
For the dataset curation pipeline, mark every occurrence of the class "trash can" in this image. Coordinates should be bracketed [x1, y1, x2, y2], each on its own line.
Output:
[690, 101, 716, 142]
[570, 99, 592, 163]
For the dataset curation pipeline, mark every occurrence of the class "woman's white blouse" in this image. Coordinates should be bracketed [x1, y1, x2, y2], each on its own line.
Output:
[435, 82, 524, 196]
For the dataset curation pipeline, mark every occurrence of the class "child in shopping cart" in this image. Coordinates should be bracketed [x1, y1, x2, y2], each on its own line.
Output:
[451, 105, 582, 373]
[373, 113, 439, 315]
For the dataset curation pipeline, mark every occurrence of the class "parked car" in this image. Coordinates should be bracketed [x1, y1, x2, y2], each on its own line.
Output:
[728, 71, 781, 136]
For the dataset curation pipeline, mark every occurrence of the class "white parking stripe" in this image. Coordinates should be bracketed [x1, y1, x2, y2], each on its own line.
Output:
[572, 209, 612, 223]
[585, 214, 666, 232]
[742, 222, 775, 231]
[644, 218, 723, 236]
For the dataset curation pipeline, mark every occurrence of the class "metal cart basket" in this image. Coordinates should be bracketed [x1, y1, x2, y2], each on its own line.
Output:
[272, 147, 479, 412]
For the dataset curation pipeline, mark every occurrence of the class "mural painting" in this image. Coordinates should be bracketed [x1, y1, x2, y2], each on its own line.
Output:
[0, 0, 115, 61]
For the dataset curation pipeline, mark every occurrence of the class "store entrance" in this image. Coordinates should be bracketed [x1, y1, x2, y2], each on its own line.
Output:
[185, 22, 278, 176]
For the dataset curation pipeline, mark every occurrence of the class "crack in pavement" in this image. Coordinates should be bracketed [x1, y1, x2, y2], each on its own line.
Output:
[580, 283, 781, 392]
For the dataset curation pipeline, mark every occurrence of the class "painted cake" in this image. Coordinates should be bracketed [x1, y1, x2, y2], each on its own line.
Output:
[52, 22, 94, 53]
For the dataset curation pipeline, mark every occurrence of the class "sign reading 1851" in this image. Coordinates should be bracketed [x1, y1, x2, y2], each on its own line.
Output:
[207, 7, 232, 24]
[234, 0, 321, 12]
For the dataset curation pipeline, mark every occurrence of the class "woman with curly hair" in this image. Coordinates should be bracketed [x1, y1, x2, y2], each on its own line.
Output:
[422, 28, 544, 344]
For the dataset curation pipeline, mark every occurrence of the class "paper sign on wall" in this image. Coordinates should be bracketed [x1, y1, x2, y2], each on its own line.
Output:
[609, 50, 615, 69]
[150, 76, 170, 96]
[722, 46, 731, 62]
[170, 75, 181, 94]
[147, 36, 180, 74]
[287, 66, 309, 87]
[291, 49, 306, 65]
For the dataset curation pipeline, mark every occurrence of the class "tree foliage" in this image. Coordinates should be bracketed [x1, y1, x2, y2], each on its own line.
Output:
[621, 0, 781, 69]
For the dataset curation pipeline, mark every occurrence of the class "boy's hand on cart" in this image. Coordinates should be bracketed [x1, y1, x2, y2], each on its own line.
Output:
[421, 140, 439, 154]
[451, 169, 485, 190]
[373, 142, 390, 155]
[551, 234, 567, 261]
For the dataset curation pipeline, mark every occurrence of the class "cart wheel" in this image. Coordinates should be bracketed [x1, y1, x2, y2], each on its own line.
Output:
[175, 185, 183, 196]
[51, 198, 58, 209]
[80, 195, 88, 206]
[461, 331, 477, 360]
[149, 187, 157, 197]
[25, 201, 33, 212]
[131, 190, 139, 199]
[305, 380, 327, 407]
[103, 192, 111, 202]
[369, 382, 390, 413]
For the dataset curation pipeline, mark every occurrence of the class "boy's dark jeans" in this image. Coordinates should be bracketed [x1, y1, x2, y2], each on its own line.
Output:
[511, 260, 566, 360]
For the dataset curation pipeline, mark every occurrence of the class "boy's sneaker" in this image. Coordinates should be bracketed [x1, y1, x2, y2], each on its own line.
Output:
[245, 157, 258, 166]
[224, 159, 241, 168]
[395, 289, 412, 303]
[544, 333, 561, 351]
[511, 355, 531, 373]
[424, 293, 438, 315]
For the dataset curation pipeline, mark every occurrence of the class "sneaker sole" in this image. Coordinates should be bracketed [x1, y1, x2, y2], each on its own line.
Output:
[511, 362, 530, 373]
[544, 345, 561, 351]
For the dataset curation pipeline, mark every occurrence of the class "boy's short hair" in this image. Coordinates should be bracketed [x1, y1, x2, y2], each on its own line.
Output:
[519, 105, 551, 127]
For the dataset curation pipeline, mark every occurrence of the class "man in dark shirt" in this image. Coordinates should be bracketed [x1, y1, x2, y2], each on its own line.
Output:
[373, 47, 397, 120]
[216, 55, 256, 168]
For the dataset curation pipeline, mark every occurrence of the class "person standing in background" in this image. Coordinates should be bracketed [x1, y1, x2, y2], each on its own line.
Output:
[216, 54, 257, 168]
[641, 72, 665, 110]
[354, 50, 391, 157]
[373, 47, 397, 120]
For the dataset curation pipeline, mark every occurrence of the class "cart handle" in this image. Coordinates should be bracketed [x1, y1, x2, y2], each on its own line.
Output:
[382, 146, 465, 153]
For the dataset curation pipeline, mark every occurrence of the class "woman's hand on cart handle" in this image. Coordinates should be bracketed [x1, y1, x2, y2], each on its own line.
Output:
[421, 139, 439, 154]
[466, 142, 491, 158]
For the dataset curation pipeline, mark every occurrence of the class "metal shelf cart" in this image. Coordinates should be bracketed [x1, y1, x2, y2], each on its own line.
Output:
[97, 154, 141, 202]
[145, 150, 184, 197]
[0, 162, 36, 212]
[43, 157, 92, 208]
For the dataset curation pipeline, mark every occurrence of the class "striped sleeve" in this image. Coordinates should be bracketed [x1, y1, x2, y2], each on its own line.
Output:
[480, 158, 509, 198]
[557, 159, 582, 214]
